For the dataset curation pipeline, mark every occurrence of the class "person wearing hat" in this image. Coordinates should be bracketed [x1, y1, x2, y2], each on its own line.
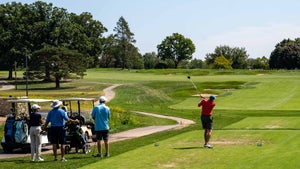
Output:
[91, 96, 110, 158]
[44, 100, 78, 162]
[29, 104, 44, 162]
[198, 95, 216, 148]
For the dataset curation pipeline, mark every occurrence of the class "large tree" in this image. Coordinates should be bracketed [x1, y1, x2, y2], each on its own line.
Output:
[269, 38, 300, 69]
[205, 45, 249, 69]
[31, 46, 86, 88]
[113, 16, 136, 69]
[157, 33, 195, 68]
[0, 2, 31, 78]
[0, 1, 107, 79]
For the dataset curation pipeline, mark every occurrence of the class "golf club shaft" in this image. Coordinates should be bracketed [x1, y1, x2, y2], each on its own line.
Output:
[189, 78, 201, 95]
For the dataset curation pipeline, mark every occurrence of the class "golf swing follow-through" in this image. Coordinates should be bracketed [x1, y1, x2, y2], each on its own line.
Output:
[187, 75, 216, 149]
[187, 75, 201, 96]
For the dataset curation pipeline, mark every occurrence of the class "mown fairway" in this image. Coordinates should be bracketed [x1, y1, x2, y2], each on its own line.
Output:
[1, 69, 300, 169]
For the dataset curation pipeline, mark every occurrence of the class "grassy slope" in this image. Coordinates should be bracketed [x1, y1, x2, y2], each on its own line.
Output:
[1, 69, 300, 169]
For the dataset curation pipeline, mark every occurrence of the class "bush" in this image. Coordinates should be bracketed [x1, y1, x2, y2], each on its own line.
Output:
[109, 106, 138, 133]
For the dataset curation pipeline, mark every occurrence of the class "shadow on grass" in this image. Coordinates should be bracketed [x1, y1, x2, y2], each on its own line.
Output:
[173, 146, 203, 150]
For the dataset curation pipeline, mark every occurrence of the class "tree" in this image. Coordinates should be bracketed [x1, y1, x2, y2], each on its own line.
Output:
[0, 2, 31, 78]
[126, 44, 144, 69]
[189, 58, 205, 69]
[68, 12, 107, 68]
[0, 1, 107, 79]
[205, 45, 249, 69]
[157, 33, 195, 68]
[113, 16, 136, 69]
[269, 38, 300, 69]
[143, 52, 159, 69]
[31, 46, 86, 88]
[212, 56, 232, 69]
[247, 56, 269, 69]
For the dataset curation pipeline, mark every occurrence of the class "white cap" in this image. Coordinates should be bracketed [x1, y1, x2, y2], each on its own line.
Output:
[31, 104, 41, 109]
[51, 100, 62, 108]
[99, 96, 107, 102]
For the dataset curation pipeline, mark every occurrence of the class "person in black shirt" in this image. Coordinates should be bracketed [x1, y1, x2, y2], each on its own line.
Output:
[29, 104, 44, 162]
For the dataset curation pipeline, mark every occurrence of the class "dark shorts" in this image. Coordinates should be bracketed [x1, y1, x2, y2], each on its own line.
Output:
[95, 130, 109, 141]
[201, 115, 213, 130]
[49, 126, 66, 144]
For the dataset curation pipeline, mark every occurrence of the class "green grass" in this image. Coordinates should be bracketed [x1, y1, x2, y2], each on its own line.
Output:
[224, 117, 300, 130]
[1, 69, 300, 169]
[81, 129, 300, 169]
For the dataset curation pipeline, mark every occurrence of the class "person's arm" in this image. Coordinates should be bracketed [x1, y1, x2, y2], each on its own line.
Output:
[198, 98, 205, 107]
[63, 111, 79, 123]
[91, 107, 96, 120]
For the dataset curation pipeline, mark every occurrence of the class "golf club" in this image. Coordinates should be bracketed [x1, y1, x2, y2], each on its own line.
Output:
[187, 75, 201, 96]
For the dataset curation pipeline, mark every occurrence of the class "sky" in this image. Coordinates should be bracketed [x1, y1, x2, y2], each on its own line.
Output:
[2, 0, 300, 59]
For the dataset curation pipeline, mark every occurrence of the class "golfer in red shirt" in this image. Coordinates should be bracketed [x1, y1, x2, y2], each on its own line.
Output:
[198, 95, 216, 148]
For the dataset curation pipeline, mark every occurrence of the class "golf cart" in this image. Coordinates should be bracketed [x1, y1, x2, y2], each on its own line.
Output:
[1, 98, 52, 153]
[59, 97, 95, 154]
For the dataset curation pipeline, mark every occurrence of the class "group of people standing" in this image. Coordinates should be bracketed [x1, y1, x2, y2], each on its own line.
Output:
[28, 93, 215, 162]
[28, 96, 110, 162]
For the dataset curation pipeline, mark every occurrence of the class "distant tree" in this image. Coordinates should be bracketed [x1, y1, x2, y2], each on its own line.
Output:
[269, 38, 300, 69]
[206, 45, 249, 69]
[212, 56, 232, 69]
[247, 56, 269, 69]
[126, 44, 144, 69]
[31, 46, 86, 88]
[143, 52, 159, 69]
[157, 33, 195, 68]
[113, 16, 136, 69]
[189, 58, 204, 69]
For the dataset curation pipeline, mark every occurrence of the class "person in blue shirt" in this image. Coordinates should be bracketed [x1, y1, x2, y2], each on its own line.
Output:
[44, 100, 78, 162]
[92, 96, 110, 158]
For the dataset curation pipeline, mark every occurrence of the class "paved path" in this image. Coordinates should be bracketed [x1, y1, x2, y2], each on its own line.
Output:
[0, 80, 14, 91]
[0, 83, 195, 159]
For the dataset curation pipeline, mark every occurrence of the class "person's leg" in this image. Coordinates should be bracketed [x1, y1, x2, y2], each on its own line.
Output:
[52, 143, 58, 160]
[104, 140, 109, 156]
[35, 127, 42, 160]
[97, 140, 102, 155]
[204, 129, 212, 144]
[61, 144, 65, 159]
[30, 128, 35, 161]
[59, 127, 67, 161]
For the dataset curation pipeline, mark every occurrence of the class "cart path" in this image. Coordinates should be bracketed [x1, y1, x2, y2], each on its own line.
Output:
[110, 111, 195, 142]
[0, 80, 14, 91]
[0, 83, 195, 159]
[103, 84, 195, 142]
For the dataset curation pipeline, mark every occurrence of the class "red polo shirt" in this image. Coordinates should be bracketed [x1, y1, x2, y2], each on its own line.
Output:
[198, 99, 215, 116]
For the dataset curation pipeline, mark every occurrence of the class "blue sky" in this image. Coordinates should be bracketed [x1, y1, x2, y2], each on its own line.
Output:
[2, 0, 300, 59]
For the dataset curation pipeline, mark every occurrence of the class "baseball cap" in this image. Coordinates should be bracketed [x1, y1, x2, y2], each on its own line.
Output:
[209, 95, 216, 100]
[99, 96, 107, 102]
[31, 104, 41, 109]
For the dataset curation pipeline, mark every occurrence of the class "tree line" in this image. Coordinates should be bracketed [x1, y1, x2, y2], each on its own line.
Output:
[1, 1, 300, 88]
